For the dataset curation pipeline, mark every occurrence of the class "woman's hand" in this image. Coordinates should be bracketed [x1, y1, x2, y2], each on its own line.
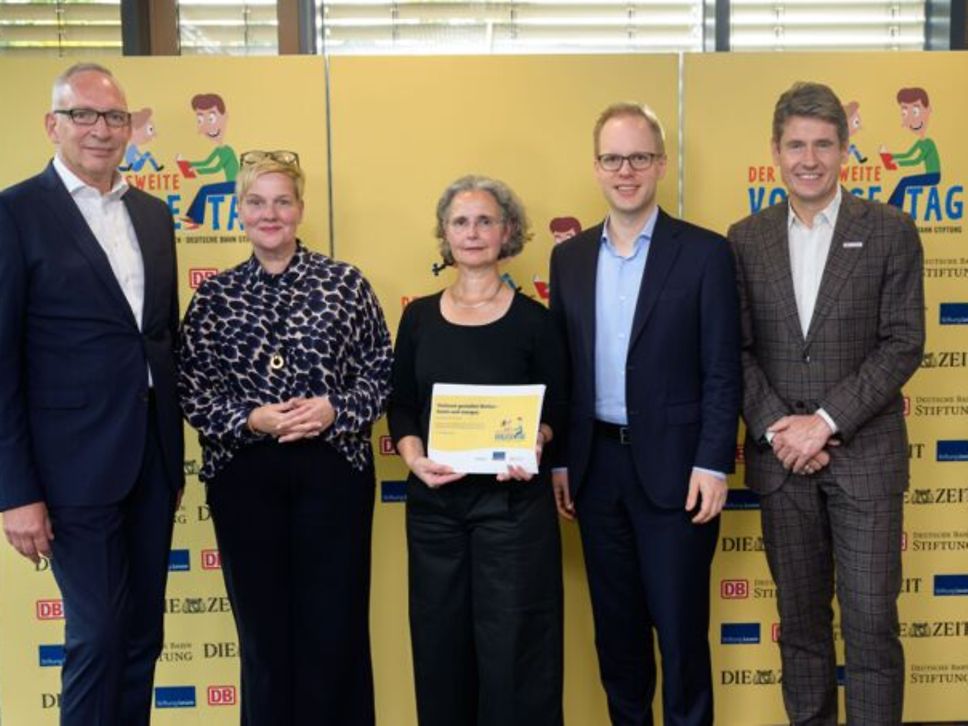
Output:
[247, 397, 335, 442]
[409, 456, 465, 488]
[396, 434, 464, 488]
[276, 396, 336, 443]
[496, 423, 551, 482]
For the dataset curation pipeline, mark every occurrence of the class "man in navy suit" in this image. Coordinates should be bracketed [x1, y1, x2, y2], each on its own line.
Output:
[549, 103, 741, 725]
[0, 63, 183, 725]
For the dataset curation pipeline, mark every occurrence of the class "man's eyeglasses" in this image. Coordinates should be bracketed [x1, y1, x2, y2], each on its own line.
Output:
[596, 152, 663, 172]
[53, 108, 131, 128]
[240, 150, 300, 167]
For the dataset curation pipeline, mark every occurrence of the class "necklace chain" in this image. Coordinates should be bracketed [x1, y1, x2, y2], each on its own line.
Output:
[449, 280, 504, 309]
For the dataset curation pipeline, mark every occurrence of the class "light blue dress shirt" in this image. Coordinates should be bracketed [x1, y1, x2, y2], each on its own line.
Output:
[591, 208, 725, 482]
[594, 210, 656, 425]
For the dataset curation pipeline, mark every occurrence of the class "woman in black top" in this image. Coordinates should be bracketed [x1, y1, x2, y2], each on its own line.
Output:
[178, 152, 391, 725]
[388, 175, 565, 726]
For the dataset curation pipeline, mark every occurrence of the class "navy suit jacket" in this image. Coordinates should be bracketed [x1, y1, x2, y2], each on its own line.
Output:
[0, 162, 184, 510]
[549, 209, 742, 509]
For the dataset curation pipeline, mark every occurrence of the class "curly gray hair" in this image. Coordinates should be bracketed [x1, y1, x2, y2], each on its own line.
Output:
[435, 175, 531, 266]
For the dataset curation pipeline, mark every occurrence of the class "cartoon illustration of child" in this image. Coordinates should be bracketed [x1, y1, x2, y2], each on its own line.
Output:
[843, 101, 867, 164]
[533, 216, 582, 300]
[180, 93, 238, 227]
[880, 87, 941, 209]
[119, 107, 163, 172]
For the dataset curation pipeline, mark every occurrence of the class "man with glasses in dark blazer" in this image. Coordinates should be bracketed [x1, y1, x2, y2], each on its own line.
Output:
[728, 81, 924, 726]
[0, 63, 183, 725]
[550, 102, 741, 725]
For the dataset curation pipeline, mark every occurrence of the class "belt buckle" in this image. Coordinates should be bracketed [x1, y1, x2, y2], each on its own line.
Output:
[619, 426, 631, 445]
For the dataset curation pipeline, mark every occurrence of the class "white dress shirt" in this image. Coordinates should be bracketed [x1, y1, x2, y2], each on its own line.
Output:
[784, 187, 841, 434]
[53, 155, 145, 330]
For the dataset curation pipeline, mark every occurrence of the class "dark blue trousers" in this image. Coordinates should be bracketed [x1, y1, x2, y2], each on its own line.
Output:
[49, 404, 176, 726]
[577, 431, 718, 726]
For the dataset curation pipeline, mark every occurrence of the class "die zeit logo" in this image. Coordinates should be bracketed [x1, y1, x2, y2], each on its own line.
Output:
[188, 268, 218, 289]
[904, 487, 968, 504]
[901, 621, 968, 638]
[721, 669, 783, 686]
[165, 596, 232, 614]
[207, 686, 237, 706]
[720, 536, 765, 552]
[36, 599, 64, 620]
[201, 549, 221, 570]
[921, 351, 968, 368]
[720, 580, 749, 599]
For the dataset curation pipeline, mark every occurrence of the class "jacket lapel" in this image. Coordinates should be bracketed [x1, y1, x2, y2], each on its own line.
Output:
[40, 163, 139, 329]
[123, 190, 155, 329]
[629, 208, 679, 349]
[805, 190, 870, 342]
[574, 225, 601, 374]
[760, 201, 804, 341]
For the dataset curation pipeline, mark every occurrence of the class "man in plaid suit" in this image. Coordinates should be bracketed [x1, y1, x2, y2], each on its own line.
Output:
[728, 82, 924, 725]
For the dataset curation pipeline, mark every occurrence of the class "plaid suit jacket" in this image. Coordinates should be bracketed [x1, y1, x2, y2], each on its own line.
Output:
[728, 189, 924, 498]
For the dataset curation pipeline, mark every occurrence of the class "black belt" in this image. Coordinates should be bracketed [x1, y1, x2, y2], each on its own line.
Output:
[595, 420, 631, 445]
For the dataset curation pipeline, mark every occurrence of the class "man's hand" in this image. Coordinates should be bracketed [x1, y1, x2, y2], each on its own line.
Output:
[685, 470, 727, 524]
[552, 469, 576, 521]
[3, 502, 54, 564]
[769, 414, 834, 474]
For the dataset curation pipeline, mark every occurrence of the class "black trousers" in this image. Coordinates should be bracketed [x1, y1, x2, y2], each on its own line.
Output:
[49, 401, 176, 726]
[406, 475, 564, 726]
[208, 438, 376, 726]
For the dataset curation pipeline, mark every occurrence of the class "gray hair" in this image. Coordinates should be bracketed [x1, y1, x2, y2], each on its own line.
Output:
[51, 62, 120, 110]
[435, 175, 530, 266]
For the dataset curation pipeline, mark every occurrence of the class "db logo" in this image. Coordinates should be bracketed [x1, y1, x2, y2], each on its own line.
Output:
[207, 685, 236, 706]
[201, 549, 222, 570]
[735, 445, 745, 464]
[901, 531, 908, 551]
[189, 268, 218, 289]
[379, 436, 398, 456]
[771, 623, 780, 642]
[36, 599, 64, 620]
[720, 580, 749, 599]
[903, 396, 910, 416]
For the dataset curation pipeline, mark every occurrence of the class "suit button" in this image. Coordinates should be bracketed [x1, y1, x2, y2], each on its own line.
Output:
[803, 354, 811, 363]
[795, 401, 805, 409]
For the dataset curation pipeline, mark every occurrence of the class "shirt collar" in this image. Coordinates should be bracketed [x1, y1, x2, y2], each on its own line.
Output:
[600, 205, 659, 258]
[53, 154, 128, 200]
[246, 240, 309, 286]
[788, 186, 842, 231]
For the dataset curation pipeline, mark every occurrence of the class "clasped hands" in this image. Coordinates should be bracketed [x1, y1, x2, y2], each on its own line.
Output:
[768, 413, 839, 476]
[247, 396, 335, 443]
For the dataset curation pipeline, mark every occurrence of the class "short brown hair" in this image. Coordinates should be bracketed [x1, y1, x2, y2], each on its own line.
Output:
[896, 87, 929, 107]
[772, 82, 848, 147]
[593, 102, 666, 156]
[191, 93, 226, 114]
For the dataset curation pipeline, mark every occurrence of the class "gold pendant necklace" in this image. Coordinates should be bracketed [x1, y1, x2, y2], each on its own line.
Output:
[449, 280, 503, 309]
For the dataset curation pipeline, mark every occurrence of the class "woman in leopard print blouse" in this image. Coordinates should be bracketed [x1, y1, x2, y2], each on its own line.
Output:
[177, 152, 391, 725]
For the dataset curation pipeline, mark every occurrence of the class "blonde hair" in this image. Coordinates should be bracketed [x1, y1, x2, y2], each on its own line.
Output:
[235, 158, 305, 201]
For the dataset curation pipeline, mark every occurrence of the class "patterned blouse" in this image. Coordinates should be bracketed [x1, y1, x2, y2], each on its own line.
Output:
[177, 243, 393, 481]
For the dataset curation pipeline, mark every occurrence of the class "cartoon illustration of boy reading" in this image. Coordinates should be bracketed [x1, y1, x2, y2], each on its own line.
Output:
[180, 93, 238, 226]
[880, 87, 940, 209]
